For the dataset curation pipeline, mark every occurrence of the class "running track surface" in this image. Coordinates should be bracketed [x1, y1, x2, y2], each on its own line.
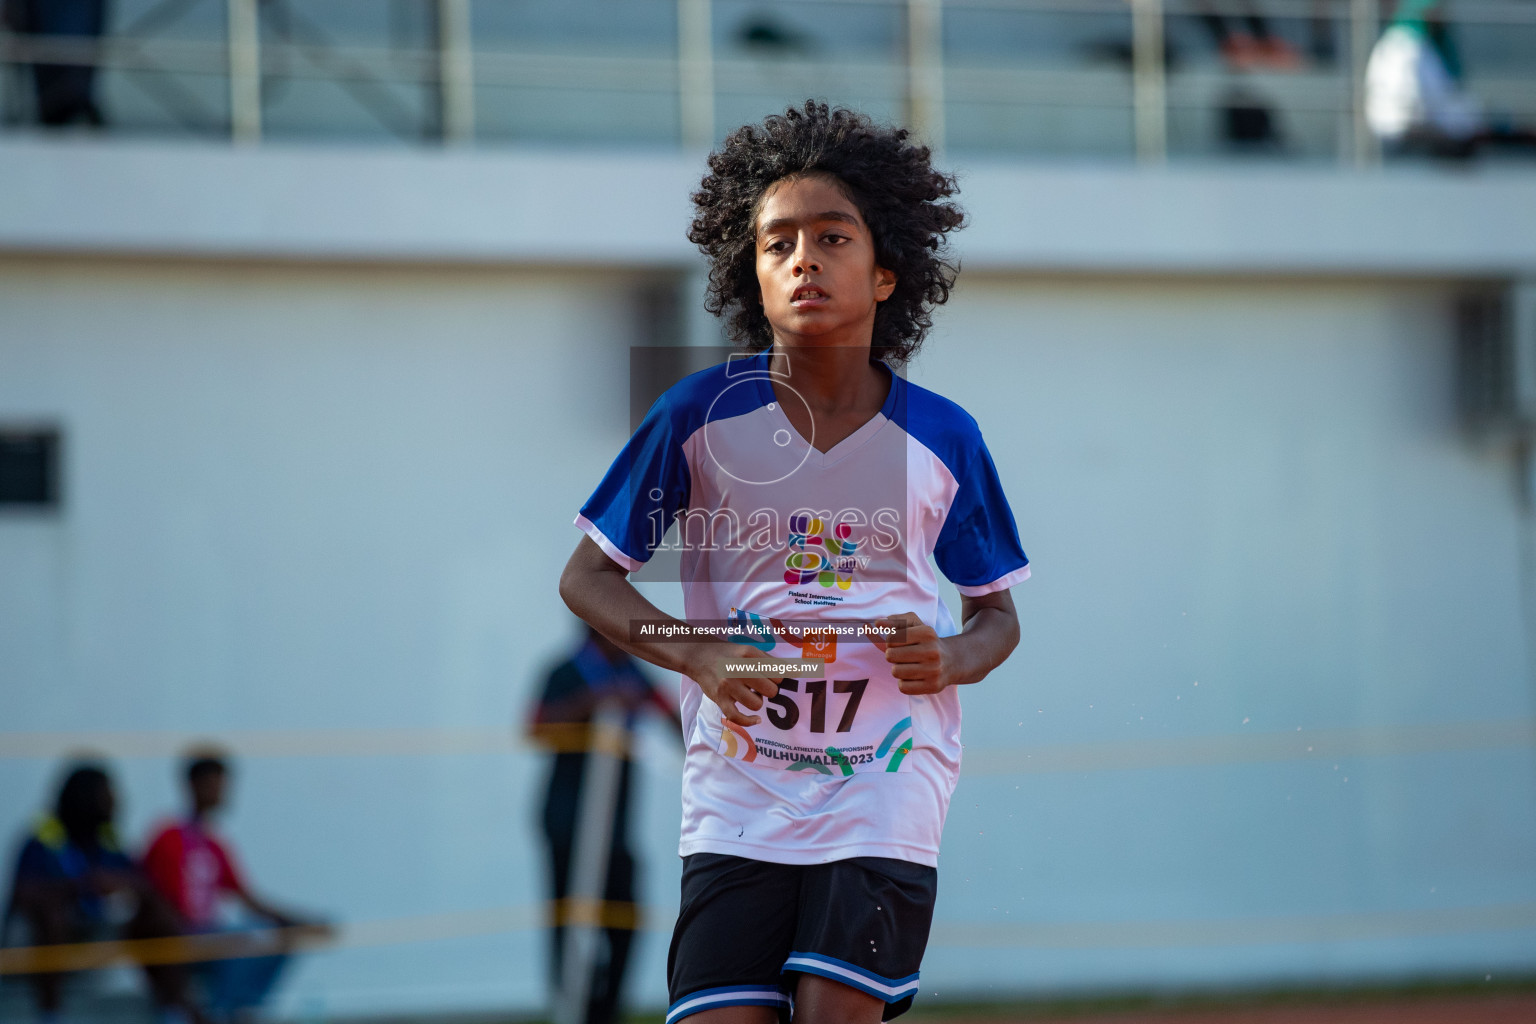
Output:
[927, 992, 1536, 1024]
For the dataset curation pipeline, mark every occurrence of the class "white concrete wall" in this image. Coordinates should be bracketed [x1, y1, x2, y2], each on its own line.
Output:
[910, 275, 1536, 995]
[0, 257, 687, 1016]
[4, 257, 1533, 1015]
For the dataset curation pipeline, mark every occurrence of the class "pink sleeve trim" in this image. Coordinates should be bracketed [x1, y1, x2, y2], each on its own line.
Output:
[954, 563, 1031, 597]
[574, 514, 646, 573]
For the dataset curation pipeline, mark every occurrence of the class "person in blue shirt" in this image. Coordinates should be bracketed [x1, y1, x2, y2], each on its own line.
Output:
[1, 0, 109, 126]
[527, 626, 680, 1024]
[4, 762, 205, 1024]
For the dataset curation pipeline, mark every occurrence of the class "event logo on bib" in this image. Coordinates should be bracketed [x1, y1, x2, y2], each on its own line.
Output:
[720, 720, 758, 762]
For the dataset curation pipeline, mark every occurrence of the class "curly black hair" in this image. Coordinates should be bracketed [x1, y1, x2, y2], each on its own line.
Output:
[688, 101, 965, 366]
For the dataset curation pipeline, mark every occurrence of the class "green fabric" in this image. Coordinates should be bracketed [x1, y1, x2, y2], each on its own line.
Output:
[1390, 0, 1439, 28]
[31, 813, 122, 853]
[1389, 0, 1462, 81]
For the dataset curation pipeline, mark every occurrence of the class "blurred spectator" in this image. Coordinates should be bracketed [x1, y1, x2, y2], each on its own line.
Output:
[1, 0, 108, 126]
[1306, 0, 1337, 64]
[736, 14, 810, 55]
[141, 750, 328, 1024]
[526, 626, 679, 1024]
[1219, 85, 1285, 151]
[1194, 0, 1302, 70]
[1366, 0, 1536, 157]
[3, 762, 201, 1024]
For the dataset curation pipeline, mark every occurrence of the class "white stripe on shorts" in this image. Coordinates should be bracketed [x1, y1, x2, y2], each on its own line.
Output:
[665, 985, 790, 1024]
[782, 952, 920, 1002]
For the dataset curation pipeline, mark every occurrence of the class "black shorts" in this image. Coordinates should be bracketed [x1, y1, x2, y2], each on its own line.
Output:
[666, 853, 937, 1024]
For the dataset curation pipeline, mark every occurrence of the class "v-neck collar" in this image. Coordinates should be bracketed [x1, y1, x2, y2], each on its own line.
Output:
[749, 351, 902, 470]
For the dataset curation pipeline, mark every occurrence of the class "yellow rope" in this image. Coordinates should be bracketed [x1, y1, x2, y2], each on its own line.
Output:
[0, 924, 333, 975]
[0, 900, 647, 976]
[2, 719, 1529, 766]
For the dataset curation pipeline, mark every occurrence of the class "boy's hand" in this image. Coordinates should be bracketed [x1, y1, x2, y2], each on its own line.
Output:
[873, 612, 953, 695]
[685, 643, 782, 727]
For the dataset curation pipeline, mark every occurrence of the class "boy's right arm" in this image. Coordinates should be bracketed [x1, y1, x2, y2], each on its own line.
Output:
[558, 535, 780, 727]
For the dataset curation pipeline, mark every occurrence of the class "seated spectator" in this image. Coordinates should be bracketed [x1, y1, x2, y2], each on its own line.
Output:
[4, 762, 202, 1024]
[141, 750, 327, 1024]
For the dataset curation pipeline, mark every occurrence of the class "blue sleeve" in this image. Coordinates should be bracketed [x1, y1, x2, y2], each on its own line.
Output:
[13, 838, 59, 882]
[576, 393, 691, 570]
[933, 438, 1031, 595]
[97, 847, 133, 873]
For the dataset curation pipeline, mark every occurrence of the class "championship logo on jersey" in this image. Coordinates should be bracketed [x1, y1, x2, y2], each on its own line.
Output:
[719, 720, 758, 762]
[783, 514, 861, 589]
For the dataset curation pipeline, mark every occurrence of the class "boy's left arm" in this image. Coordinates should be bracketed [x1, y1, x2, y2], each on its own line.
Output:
[875, 591, 1019, 694]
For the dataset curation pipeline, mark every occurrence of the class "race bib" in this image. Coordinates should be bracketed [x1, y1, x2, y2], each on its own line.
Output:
[713, 610, 915, 775]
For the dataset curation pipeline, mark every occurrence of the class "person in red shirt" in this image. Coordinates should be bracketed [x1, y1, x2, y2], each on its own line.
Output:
[141, 750, 325, 1023]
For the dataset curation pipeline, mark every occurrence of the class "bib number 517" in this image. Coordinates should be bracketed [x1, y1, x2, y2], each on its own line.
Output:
[764, 678, 869, 733]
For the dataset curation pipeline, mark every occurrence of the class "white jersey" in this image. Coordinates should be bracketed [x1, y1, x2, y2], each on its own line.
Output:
[576, 351, 1029, 866]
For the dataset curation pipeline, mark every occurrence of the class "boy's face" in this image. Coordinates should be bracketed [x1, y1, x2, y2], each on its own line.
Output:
[754, 174, 896, 348]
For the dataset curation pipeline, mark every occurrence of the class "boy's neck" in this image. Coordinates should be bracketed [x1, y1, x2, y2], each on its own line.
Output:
[767, 341, 892, 454]
[767, 342, 887, 414]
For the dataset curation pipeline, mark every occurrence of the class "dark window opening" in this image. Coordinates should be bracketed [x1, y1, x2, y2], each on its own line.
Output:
[0, 427, 62, 508]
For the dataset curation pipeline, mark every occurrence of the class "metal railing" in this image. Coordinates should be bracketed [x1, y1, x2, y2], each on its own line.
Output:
[1, 0, 1533, 163]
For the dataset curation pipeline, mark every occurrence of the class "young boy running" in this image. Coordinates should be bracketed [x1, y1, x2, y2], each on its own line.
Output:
[560, 102, 1029, 1024]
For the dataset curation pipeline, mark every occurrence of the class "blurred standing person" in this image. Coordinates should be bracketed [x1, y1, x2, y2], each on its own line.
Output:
[4, 762, 201, 1024]
[527, 626, 679, 1024]
[1366, 0, 1536, 157]
[141, 750, 328, 1024]
[1, 0, 109, 126]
